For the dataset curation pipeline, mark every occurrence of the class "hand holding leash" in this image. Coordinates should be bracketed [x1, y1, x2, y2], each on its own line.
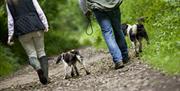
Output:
[85, 11, 91, 18]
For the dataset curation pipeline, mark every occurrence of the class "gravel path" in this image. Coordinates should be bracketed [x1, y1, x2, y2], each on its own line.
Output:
[0, 47, 180, 91]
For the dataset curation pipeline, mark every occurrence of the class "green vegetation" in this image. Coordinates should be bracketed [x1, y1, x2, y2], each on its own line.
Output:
[81, 0, 180, 75]
[45, 31, 84, 56]
[0, 0, 179, 76]
[121, 0, 180, 75]
[0, 45, 20, 76]
[0, 0, 89, 76]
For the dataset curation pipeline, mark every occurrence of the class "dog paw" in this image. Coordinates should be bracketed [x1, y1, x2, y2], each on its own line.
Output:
[135, 53, 139, 57]
[64, 75, 70, 79]
[86, 71, 90, 75]
[76, 73, 80, 76]
[71, 73, 75, 77]
[139, 50, 142, 53]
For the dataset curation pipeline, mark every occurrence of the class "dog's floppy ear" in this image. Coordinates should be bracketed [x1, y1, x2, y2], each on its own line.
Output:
[56, 54, 63, 64]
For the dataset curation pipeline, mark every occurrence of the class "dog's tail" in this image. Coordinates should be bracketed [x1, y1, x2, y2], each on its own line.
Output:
[56, 54, 63, 64]
[137, 16, 148, 24]
[56, 60, 60, 64]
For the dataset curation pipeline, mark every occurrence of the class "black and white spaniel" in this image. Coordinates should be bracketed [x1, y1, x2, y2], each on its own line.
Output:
[56, 50, 90, 79]
[121, 23, 150, 56]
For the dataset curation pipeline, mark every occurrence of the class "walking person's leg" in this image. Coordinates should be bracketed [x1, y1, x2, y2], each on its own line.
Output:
[110, 8, 129, 63]
[18, 33, 41, 70]
[32, 31, 49, 82]
[93, 10, 124, 69]
[18, 32, 47, 85]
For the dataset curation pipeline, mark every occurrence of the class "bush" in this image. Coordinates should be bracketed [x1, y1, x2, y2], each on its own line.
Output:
[121, 0, 180, 75]
[0, 45, 20, 76]
[45, 30, 85, 55]
[0, 0, 88, 76]
[80, 0, 180, 75]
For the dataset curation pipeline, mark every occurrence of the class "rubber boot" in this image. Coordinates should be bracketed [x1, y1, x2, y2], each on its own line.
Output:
[29, 57, 47, 84]
[29, 57, 41, 70]
[37, 69, 47, 85]
[39, 56, 49, 82]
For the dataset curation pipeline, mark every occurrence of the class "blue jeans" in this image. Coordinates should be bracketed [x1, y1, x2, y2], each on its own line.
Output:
[93, 8, 128, 63]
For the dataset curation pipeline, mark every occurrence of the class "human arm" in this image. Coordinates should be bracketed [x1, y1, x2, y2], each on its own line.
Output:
[6, 3, 14, 46]
[32, 0, 49, 32]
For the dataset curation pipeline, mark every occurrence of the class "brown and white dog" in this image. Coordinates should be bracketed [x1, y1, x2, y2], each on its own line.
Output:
[56, 50, 90, 79]
[121, 23, 150, 56]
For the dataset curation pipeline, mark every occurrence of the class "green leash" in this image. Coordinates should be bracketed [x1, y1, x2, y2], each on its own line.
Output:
[86, 17, 94, 36]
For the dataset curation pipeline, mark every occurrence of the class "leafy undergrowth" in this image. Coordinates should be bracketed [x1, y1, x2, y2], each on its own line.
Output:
[80, 0, 180, 75]
[0, 45, 20, 76]
[45, 30, 89, 56]
[122, 0, 180, 75]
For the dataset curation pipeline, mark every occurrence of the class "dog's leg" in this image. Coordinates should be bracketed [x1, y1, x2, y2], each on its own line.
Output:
[134, 41, 139, 57]
[82, 61, 90, 75]
[76, 55, 90, 75]
[131, 41, 138, 56]
[73, 64, 80, 76]
[131, 42, 135, 51]
[63, 61, 70, 79]
[139, 39, 143, 53]
[71, 65, 75, 77]
[144, 31, 150, 45]
[129, 30, 138, 56]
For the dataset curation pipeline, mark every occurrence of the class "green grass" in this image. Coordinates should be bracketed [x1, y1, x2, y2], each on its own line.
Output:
[141, 28, 180, 75]
[121, 0, 180, 75]
[80, 0, 180, 75]
[0, 45, 20, 76]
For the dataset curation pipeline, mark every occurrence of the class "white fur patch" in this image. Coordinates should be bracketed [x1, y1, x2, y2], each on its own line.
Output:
[131, 24, 137, 34]
[76, 55, 82, 62]
[127, 24, 132, 36]
[127, 24, 138, 36]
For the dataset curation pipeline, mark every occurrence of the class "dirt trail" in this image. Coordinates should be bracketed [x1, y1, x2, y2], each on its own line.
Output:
[0, 47, 180, 91]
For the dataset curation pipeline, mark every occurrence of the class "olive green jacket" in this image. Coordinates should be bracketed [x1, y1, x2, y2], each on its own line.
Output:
[79, 0, 123, 14]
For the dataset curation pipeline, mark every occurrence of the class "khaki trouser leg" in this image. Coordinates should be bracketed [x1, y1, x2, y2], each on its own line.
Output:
[18, 31, 45, 70]
[32, 31, 46, 58]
